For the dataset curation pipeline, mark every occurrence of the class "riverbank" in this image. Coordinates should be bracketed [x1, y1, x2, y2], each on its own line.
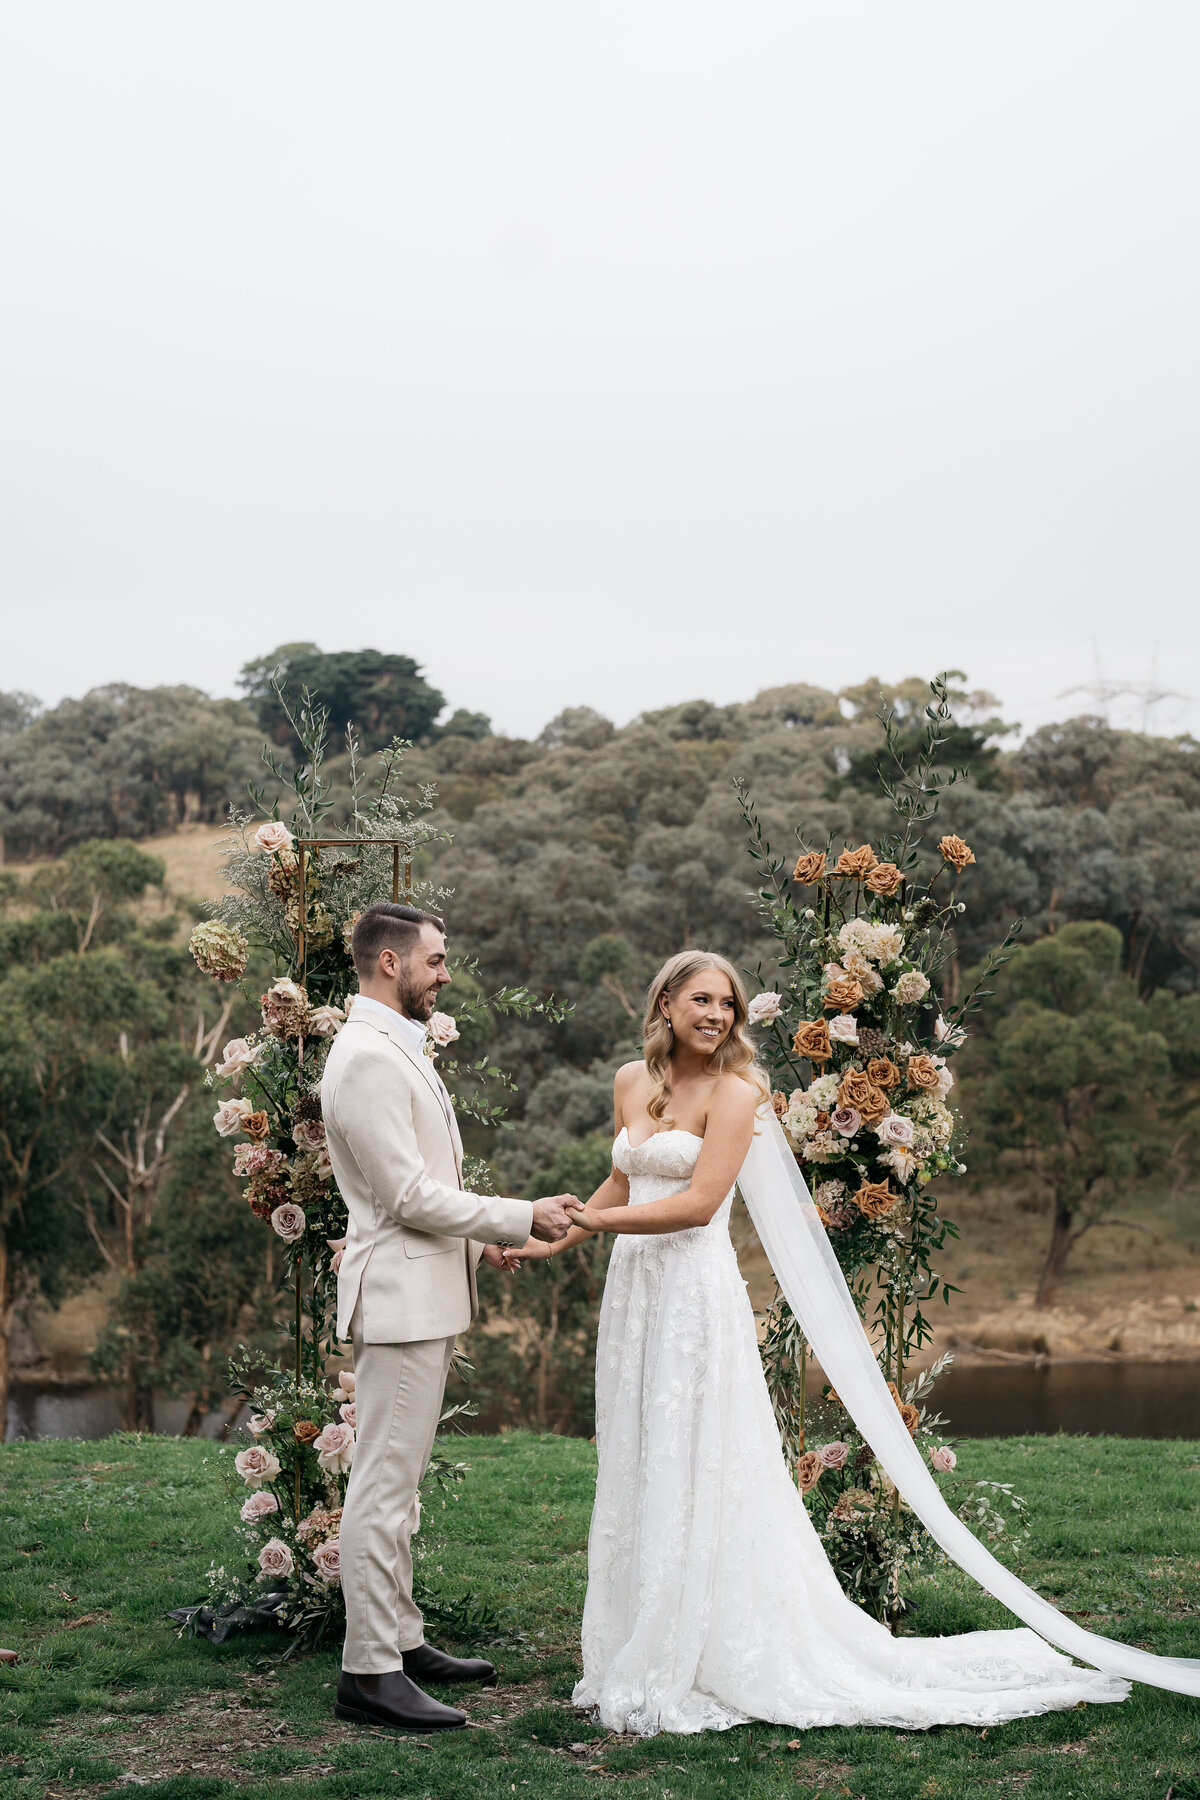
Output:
[1, 1432, 1198, 1800]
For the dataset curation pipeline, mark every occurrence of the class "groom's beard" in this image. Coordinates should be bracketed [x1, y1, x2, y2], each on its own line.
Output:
[396, 968, 437, 1023]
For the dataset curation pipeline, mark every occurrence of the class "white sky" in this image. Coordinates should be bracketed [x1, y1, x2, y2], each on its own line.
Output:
[1, 3, 1197, 742]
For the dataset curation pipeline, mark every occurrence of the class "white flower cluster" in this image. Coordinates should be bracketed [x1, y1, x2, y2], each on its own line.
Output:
[782, 1075, 842, 1162]
[838, 919, 905, 967]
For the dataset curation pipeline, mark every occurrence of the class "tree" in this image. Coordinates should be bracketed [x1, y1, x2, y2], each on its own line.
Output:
[80, 972, 234, 1431]
[0, 691, 41, 738]
[0, 841, 248, 1433]
[89, 1104, 277, 1434]
[434, 707, 492, 742]
[0, 948, 148, 1435]
[0, 686, 261, 859]
[960, 922, 1170, 1305]
[238, 643, 446, 756]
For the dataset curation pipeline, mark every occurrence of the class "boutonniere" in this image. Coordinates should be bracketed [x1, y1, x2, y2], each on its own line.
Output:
[424, 1011, 460, 1059]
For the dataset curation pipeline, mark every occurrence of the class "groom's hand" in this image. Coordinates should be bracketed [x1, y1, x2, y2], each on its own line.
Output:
[529, 1195, 576, 1242]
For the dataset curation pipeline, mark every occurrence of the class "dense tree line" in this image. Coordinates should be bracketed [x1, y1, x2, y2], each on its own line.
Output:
[3, 651, 1199, 1433]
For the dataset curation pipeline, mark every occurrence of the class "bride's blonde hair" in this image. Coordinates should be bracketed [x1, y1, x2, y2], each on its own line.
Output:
[643, 950, 769, 1124]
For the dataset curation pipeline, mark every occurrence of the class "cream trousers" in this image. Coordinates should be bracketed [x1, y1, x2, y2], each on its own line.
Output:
[339, 1313, 456, 1673]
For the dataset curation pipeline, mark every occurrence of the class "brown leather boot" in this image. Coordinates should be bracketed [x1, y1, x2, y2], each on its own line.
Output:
[335, 1668, 466, 1732]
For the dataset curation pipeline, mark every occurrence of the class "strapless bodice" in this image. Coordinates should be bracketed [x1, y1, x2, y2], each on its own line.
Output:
[611, 1127, 735, 1238]
[612, 1126, 704, 1191]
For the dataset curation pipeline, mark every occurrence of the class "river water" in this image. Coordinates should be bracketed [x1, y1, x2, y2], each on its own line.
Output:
[6, 1361, 1199, 1442]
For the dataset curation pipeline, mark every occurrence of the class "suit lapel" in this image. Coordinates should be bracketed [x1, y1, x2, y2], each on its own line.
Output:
[382, 1020, 462, 1176]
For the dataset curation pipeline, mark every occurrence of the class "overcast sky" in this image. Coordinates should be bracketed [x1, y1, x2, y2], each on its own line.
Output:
[1, 3, 1197, 742]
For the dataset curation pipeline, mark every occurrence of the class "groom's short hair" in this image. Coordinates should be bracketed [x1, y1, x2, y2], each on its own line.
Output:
[351, 901, 446, 977]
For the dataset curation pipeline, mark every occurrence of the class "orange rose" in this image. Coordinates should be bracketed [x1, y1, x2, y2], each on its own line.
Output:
[854, 1178, 899, 1220]
[866, 1056, 900, 1090]
[834, 844, 879, 879]
[823, 976, 864, 1013]
[815, 1202, 831, 1227]
[793, 1020, 832, 1063]
[837, 1070, 889, 1124]
[887, 1384, 920, 1434]
[905, 1054, 942, 1093]
[771, 1090, 789, 1120]
[293, 1419, 319, 1445]
[938, 834, 976, 871]
[792, 850, 828, 885]
[243, 1110, 272, 1141]
[865, 862, 903, 897]
[797, 1450, 823, 1493]
[814, 1110, 831, 1132]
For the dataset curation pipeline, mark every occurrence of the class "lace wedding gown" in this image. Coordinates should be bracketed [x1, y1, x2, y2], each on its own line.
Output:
[573, 1128, 1130, 1737]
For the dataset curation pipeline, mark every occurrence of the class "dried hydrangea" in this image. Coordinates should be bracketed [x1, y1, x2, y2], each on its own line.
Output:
[189, 920, 249, 981]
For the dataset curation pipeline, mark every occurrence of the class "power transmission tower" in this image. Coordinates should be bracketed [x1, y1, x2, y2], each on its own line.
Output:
[1058, 642, 1188, 731]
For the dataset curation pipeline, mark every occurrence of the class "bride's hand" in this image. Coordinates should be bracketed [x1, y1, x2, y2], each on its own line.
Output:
[481, 1243, 523, 1273]
[505, 1237, 556, 1261]
[565, 1199, 607, 1233]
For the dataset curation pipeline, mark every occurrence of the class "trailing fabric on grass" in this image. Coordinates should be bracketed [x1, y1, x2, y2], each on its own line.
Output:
[738, 1114, 1200, 1698]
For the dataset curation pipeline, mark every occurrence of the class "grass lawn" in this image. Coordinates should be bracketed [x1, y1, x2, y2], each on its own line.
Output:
[1, 1432, 1198, 1800]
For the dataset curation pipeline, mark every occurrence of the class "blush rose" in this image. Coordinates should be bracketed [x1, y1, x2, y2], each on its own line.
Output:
[747, 991, 783, 1025]
[257, 1536, 294, 1580]
[312, 1537, 342, 1584]
[240, 1490, 279, 1523]
[270, 1203, 307, 1244]
[234, 1445, 281, 1488]
[255, 821, 295, 853]
[314, 1420, 356, 1474]
[427, 1011, 460, 1047]
[213, 1097, 254, 1138]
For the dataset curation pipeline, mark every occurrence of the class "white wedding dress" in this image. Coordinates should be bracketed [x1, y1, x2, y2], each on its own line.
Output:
[573, 1127, 1133, 1737]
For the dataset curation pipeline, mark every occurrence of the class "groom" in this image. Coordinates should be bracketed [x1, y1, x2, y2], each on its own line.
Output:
[323, 901, 576, 1733]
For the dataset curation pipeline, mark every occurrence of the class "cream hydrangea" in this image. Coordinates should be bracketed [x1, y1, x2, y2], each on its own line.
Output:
[871, 924, 905, 966]
[808, 1073, 840, 1109]
[837, 919, 904, 967]
[892, 969, 931, 1005]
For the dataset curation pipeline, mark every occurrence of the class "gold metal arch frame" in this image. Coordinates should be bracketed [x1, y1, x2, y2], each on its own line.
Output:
[292, 836, 414, 990]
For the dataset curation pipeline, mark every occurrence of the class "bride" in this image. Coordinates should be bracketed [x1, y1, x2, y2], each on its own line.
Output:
[513, 950, 1199, 1736]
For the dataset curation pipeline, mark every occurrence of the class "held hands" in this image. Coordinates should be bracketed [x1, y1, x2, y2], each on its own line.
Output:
[529, 1194, 578, 1243]
[562, 1199, 605, 1233]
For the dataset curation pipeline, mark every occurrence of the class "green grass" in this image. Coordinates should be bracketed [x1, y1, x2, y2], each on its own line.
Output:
[1, 1433, 1198, 1799]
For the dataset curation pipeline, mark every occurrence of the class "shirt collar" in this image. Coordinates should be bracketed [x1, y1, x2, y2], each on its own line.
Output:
[350, 993, 428, 1052]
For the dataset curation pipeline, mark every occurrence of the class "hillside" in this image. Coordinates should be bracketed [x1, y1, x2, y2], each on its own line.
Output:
[7, 666, 1200, 1402]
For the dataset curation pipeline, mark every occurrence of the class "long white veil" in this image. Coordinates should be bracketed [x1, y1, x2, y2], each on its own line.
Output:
[738, 1113, 1200, 1696]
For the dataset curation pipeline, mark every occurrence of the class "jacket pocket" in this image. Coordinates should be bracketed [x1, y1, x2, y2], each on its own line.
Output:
[402, 1230, 458, 1259]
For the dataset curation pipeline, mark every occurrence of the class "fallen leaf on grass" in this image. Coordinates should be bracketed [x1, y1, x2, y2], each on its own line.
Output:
[64, 1612, 110, 1630]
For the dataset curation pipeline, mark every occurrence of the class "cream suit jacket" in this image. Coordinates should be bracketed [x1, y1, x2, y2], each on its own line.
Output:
[322, 1008, 534, 1343]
